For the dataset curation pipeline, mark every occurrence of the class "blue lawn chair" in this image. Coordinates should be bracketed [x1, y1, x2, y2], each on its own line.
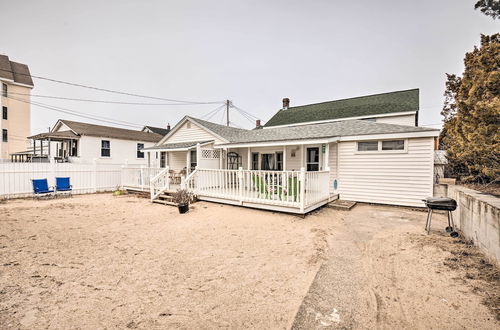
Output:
[55, 177, 72, 197]
[31, 179, 54, 198]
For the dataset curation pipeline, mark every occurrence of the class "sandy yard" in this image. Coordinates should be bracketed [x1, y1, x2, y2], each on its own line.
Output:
[0, 193, 498, 329]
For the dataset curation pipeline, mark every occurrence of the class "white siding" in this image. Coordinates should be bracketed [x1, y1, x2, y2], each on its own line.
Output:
[376, 114, 415, 126]
[165, 121, 222, 144]
[70, 136, 154, 165]
[337, 137, 434, 207]
[168, 151, 188, 170]
[328, 142, 338, 194]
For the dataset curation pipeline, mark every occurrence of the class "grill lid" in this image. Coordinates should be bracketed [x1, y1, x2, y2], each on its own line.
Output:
[423, 197, 457, 210]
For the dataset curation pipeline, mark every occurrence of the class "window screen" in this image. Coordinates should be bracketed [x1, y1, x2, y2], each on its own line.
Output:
[357, 141, 378, 151]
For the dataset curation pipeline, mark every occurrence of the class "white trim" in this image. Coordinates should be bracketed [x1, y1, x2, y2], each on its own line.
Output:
[263, 111, 417, 129]
[10, 81, 34, 89]
[156, 116, 229, 145]
[339, 130, 439, 141]
[215, 139, 332, 149]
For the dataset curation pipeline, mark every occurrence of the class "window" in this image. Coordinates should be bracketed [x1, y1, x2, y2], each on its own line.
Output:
[382, 140, 405, 151]
[251, 153, 259, 170]
[137, 143, 144, 158]
[2, 83, 7, 97]
[2, 129, 7, 142]
[306, 147, 319, 171]
[276, 152, 283, 171]
[190, 150, 197, 171]
[101, 140, 110, 157]
[160, 152, 166, 168]
[357, 141, 378, 151]
[261, 154, 275, 170]
[2, 106, 7, 120]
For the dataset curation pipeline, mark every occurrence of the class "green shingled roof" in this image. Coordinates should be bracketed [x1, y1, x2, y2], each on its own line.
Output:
[264, 89, 419, 127]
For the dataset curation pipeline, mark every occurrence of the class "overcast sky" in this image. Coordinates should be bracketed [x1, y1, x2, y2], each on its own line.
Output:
[1, 0, 498, 133]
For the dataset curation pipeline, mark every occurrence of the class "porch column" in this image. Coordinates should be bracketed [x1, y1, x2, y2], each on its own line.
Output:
[324, 143, 330, 171]
[300, 145, 304, 169]
[283, 145, 287, 170]
[247, 148, 251, 170]
[147, 152, 151, 167]
[196, 143, 201, 169]
[186, 150, 191, 173]
[48, 138, 51, 157]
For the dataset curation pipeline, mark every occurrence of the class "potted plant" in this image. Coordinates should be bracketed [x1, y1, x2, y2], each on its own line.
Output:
[113, 185, 122, 196]
[172, 189, 193, 214]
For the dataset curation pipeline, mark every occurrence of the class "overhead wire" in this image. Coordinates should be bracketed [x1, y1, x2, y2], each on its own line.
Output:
[0, 68, 224, 105]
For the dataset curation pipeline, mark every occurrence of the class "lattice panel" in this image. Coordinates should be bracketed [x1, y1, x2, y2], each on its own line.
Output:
[201, 149, 220, 159]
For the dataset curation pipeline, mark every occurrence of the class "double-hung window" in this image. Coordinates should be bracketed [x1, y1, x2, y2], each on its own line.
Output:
[306, 147, 320, 171]
[2, 106, 7, 120]
[2, 129, 7, 142]
[101, 140, 110, 157]
[137, 143, 144, 158]
[276, 152, 283, 171]
[2, 83, 7, 97]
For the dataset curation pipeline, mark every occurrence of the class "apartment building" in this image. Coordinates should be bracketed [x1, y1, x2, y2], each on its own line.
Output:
[0, 55, 34, 159]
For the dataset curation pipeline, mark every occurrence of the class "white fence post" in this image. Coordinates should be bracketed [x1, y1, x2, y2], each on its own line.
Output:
[49, 157, 56, 189]
[92, 158, 97, 193]
[300, 167, 306, 213]
[140, 166, 145, 191]
[121, 165, 125, 190]
[238, 166, 243, 205]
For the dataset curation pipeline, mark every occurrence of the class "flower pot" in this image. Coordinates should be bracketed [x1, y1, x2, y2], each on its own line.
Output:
[178, 203, 189, 214]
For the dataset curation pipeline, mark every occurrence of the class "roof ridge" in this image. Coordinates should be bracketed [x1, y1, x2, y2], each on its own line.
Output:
[284, 88, 419, 111]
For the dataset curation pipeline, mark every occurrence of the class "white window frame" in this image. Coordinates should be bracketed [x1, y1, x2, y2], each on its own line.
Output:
[101, 140, 111, 158]
[356, 139, 408, 154]
[137, 143, 145, 159]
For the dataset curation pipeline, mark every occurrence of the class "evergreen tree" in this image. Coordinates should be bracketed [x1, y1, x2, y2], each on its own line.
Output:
[441, 34, 500, 183]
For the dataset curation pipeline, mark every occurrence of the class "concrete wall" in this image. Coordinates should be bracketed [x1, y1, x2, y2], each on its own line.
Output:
[444, 185, 500, 264]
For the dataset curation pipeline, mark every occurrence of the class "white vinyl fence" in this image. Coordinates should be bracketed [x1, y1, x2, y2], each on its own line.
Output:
[0, 162, 123, 198]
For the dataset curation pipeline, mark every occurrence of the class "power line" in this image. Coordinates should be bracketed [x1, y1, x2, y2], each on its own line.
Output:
[231, 104, 259, 120]
[6, 92, 224, 106]
[0, 68, 225, 105]
[6, 95, 143, 129]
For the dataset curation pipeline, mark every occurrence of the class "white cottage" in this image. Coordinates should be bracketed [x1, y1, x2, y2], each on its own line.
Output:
[29, 119, 163, 165]
[142, 89, 439, 213]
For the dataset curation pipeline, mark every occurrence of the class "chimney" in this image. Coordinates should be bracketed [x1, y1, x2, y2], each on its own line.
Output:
[166, 123, 171, 131]
[282, 98, 290, 110]
[255, 120, 261, 129]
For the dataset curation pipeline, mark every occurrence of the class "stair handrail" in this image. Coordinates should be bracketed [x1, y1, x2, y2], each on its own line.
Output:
[150, 166, 170, 201]
[182, 168, 198, 192]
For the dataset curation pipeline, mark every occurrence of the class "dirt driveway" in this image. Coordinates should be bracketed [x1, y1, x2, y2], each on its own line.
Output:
[0, 194, 498, 329]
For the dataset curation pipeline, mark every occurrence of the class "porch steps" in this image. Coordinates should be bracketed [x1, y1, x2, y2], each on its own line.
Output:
[327, 199, 357, 210]
[152, 192, 178, 207]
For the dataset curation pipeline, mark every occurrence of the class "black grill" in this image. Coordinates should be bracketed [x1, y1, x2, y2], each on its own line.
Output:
[423, 197, 459, 237]
[423, 197, 457, 211]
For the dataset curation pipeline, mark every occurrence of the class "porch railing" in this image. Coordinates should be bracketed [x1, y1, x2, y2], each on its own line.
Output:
[149, 166, 170, 201]
[121, 166, 164, 191]
[186, 168, 330, 211]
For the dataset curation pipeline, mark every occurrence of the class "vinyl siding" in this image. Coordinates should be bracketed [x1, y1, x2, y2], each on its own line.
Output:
[168, 151, 187, 170]
[337, 137, 433, 207]
[165, 121, 222, 144]
[328, 143, 338, 194]
[376, 113, 415, 126]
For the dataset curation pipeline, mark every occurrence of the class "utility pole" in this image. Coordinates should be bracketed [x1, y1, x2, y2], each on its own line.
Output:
[226, 99, 230, 126]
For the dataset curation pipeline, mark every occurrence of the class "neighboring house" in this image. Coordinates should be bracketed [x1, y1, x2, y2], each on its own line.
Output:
[0, 55, 34, 159]
[142, 124, 171, 136]
[28, 120, 162, 164]
[264, 89, 420, 128]
[143, 89, 439, 213]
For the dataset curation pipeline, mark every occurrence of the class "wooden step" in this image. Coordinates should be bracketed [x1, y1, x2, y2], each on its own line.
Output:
[328, 199, 357, 210]
[158, 194, 173, 200]
[152, 199, 178, 206]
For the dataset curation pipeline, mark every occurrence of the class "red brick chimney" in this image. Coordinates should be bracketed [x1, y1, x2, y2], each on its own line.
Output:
[282, 98, 290, 110]
[255, 120, 261, 129]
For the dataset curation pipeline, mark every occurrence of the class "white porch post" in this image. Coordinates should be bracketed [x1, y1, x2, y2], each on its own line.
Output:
[186, 149, 191, 173]
[196, 143, 201, 169]
[299, 167, 306, 213]
[300, 145, 304, 169]
[324, 143, 330, 171]
[247, 148, 251, 170]
[283, 145, 287, 170]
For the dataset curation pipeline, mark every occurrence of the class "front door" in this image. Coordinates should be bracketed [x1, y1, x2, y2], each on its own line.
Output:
[306, 147, 319, 171]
